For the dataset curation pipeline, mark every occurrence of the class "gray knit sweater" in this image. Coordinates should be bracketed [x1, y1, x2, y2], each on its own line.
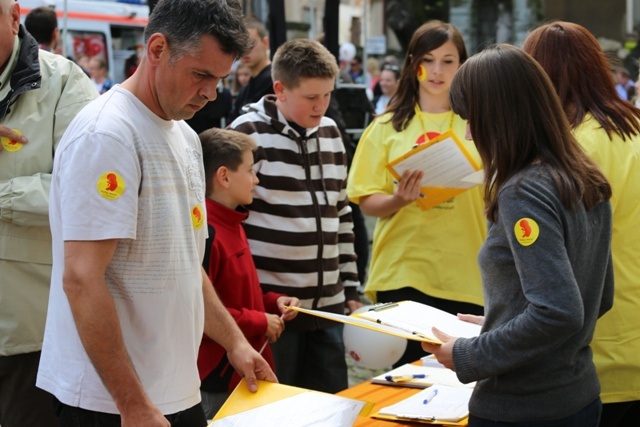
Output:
[453, 164, 614, 422]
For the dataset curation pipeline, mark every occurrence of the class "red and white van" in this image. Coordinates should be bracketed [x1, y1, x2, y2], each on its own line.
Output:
[19, 0, 148, 83]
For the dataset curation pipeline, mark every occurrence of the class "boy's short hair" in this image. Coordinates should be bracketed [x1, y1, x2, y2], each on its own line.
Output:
[272, 39, 339, 89]
[244, 17, 267, 39]
[200, 128, 257, 195]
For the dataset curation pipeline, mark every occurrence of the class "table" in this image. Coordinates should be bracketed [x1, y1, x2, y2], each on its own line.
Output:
[337, 379, 469, 426]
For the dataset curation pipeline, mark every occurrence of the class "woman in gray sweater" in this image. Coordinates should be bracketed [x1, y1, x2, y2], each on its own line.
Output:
[423, 45, 614, 426]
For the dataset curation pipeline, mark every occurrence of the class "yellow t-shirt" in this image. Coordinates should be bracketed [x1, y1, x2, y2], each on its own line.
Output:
[574, 114, 640, 404]
[347, 111, 486, 305]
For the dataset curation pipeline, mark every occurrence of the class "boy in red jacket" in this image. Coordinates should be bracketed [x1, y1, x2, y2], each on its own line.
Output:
[197, 128, 299, 418]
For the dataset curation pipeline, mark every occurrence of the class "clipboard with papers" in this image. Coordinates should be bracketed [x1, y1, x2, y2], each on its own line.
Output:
[209, 379, 373, 426]
[287, 300, 482, 345]
[373, 384, 472, 425]
[385, 130, 483, 211]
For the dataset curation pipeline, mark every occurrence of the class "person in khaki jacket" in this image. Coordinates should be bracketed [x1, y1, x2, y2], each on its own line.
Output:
[0, 0, 98, 425]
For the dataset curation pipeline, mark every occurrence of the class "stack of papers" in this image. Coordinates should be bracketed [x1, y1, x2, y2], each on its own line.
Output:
[375, 384, 473, 424]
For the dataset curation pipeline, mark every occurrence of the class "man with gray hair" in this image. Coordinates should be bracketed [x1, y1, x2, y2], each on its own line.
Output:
[36, 1, 275, 426]
[0, 0, 97, 426]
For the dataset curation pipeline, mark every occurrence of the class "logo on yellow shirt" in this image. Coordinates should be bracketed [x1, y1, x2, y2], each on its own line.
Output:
[191, 204, 204, 230]
[97, 172, 126, 200]
[1, 129, 24, 152]
[514, 218, 539, 246]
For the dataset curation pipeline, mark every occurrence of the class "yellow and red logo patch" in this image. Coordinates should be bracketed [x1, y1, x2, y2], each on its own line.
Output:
[1, 129, 24, 152]
[191, 204, 204, 230]
[417, 65, 427, 82]
[97, 172, 126, 200]
[514, 218, 540, 246]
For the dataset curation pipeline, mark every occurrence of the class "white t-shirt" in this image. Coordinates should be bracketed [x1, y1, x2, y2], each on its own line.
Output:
[37, 86, 207, 414]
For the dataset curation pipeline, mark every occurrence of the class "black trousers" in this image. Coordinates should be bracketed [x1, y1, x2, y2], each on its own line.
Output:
[54, 399, 207, 427]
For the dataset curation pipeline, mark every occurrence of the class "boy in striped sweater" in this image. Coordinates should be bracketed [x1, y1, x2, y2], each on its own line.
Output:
[229, 39, 362, 393]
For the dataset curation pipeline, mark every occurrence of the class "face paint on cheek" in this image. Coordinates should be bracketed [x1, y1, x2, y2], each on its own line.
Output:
[417, 65, 427, 82]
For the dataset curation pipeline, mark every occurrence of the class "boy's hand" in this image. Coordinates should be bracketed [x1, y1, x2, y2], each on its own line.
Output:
[265, 313, 285, 342]
[346, 299, 363, 314]
[277, 296, 300, 321]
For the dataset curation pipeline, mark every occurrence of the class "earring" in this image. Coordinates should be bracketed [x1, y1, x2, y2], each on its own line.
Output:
[417, 65, 427, 82]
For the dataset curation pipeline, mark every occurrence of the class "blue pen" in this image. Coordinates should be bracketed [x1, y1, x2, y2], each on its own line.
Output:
[423, 388, 439, 405]
[385, 374, 426, 382]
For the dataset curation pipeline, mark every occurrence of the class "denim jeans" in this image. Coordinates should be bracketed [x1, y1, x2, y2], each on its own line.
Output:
[469, 397, 602, 427]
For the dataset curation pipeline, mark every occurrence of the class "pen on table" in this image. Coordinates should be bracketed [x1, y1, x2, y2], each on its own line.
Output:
[385, 374, 426, 383]
[392, 180, 425, 198]
[258, 313, 285, 355]
[423, 388, 439, 405]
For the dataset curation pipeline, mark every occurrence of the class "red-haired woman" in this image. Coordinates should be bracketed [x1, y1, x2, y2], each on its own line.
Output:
[523, 22, 640, 427]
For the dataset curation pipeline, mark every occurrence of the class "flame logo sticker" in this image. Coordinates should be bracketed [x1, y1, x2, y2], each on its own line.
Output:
[417, 65, 427, 82]
[514, 218, 539, 246]
[97, 172, 125, 200]
[1, 129, 24, 152]
[191, 204, 204, 230]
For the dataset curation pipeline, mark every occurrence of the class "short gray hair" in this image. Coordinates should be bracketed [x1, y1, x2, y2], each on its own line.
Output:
[144, 0, 252, 61]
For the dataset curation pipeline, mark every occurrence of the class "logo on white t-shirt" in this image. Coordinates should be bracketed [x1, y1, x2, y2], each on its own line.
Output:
[191, 204, 204, 229]
[97, 171, 126, 200]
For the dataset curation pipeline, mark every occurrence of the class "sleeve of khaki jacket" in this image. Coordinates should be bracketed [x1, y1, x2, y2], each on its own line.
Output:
[0, 59, 98, 227]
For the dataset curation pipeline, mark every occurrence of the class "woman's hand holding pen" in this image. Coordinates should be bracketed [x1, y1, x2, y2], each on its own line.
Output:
[393, 170, 424, 205]
[421, 327, 457, 371]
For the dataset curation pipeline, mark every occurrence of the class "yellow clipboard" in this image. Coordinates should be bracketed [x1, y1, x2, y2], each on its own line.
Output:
[372, 412, 469, 425]
[385, 130, 482, 210]
[287, 301, 481, 345]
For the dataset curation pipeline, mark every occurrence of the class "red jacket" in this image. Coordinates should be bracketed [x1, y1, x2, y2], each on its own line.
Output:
[197, 198, 282, 391]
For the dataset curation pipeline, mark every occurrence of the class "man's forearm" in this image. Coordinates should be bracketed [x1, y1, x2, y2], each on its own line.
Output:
[201, 268, 247, 351]
[63, 240, 153, 416]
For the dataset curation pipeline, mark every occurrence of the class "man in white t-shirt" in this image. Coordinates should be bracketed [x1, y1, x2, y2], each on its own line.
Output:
[36, 1, 276, 426]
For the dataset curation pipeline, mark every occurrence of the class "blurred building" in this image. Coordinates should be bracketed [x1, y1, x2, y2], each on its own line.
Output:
[239, 0, 633, 57]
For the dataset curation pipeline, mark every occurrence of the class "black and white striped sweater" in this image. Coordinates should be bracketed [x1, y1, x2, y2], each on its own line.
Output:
[230, 95, 360, 331]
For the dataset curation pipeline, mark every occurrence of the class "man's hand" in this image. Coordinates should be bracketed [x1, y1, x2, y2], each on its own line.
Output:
[227, 341, 278, 392]
[276, 296, 300, 321]
[264, 313, 285, 343]
[421, 327, 457, 370]
[0, 126, 28, 152]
